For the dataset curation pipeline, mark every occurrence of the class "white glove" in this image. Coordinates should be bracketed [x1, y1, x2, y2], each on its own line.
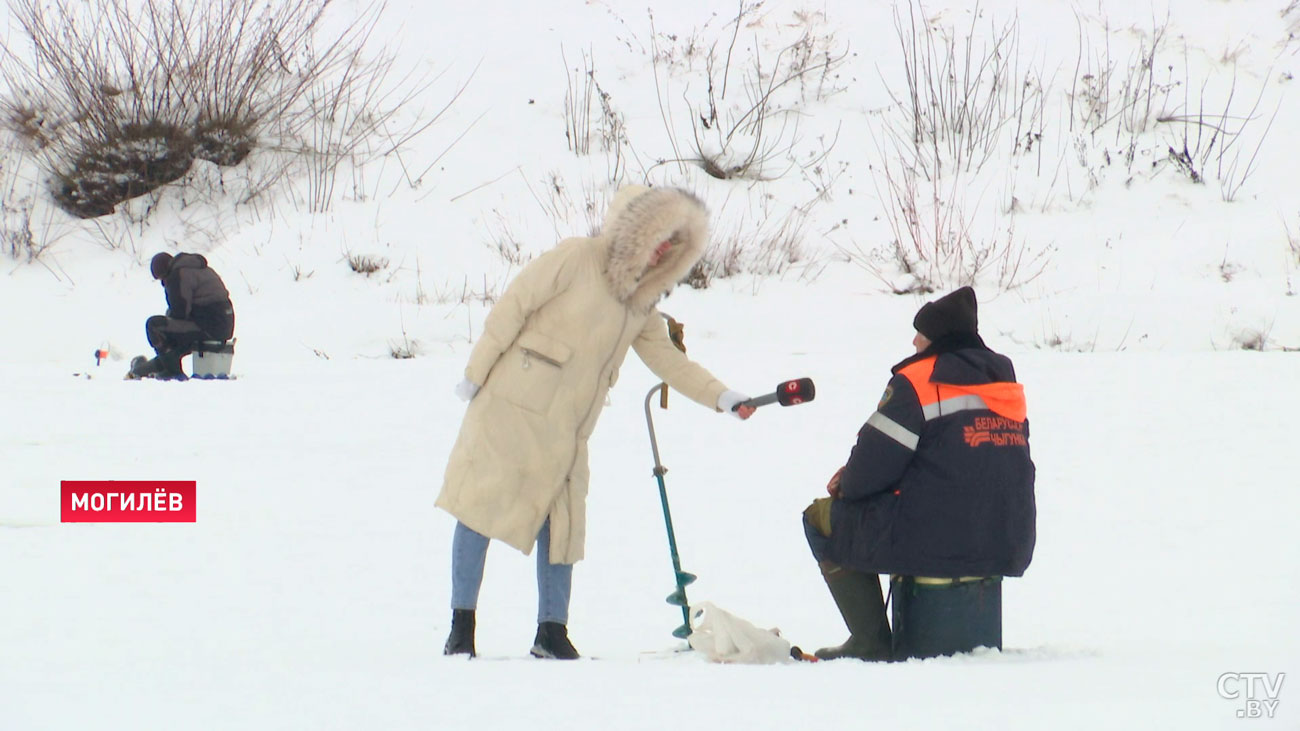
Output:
[455, 378, 481, 402]
[716, 389, 750, 419]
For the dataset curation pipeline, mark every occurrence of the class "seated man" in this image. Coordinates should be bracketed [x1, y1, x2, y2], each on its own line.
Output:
[129, 252, 235, 379]
[803, 286, 1036, 660]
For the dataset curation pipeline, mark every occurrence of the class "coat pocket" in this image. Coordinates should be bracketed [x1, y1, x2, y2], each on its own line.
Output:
[494, 331, 573, 414]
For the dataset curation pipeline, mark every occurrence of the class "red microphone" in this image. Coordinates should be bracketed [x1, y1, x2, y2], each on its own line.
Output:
[734, 378, 816, 410]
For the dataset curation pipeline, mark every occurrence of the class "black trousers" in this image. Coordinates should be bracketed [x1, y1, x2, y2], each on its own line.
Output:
[141, 315, 229, 376]
[146, 315, 209, 352]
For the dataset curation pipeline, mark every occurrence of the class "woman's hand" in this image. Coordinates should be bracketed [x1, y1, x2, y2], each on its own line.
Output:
[717, 390, 754, 420]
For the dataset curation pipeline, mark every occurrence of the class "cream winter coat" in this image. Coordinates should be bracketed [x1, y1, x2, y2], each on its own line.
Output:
[437, 186, 729, 564]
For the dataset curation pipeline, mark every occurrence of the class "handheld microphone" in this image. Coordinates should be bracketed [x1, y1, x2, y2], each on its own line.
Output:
[734, 378, 816, 410]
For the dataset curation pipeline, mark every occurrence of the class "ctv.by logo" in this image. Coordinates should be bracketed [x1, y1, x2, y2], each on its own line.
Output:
[1217, 672, 1285, 720]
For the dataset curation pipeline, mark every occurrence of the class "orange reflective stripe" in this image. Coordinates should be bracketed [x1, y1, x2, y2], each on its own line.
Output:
[899, 356, 1027, 423]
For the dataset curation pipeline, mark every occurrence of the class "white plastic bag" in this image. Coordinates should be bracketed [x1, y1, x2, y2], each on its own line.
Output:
[687, 602, 793, 664]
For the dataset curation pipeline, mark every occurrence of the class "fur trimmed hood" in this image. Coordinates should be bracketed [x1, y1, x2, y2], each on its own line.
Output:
[602, 186, 709, 312]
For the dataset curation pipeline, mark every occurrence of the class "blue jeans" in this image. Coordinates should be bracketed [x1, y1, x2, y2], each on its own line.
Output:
[450, 519, 573, 624]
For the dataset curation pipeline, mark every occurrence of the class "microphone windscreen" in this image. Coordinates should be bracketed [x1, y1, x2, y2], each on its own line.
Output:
[776, 378, 815, 406]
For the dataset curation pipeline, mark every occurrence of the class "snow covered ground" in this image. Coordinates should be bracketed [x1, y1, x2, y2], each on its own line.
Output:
[3, 345, 1296, 729]
[2, 0, 1298, 729]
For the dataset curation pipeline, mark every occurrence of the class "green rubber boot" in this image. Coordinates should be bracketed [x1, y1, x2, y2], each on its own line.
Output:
[814, 561, 893, 661]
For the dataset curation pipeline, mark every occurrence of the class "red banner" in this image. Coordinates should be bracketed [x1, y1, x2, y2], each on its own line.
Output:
[61, 481, 197, 523]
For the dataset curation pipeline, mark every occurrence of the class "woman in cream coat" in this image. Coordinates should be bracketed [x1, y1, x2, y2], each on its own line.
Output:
[438, 185, 754, 659]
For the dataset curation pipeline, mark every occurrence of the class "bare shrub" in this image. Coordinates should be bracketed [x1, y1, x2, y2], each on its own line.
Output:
[1041, 331, 1099, 353]
[855, 157, 1048, 293]
[1155, 60, 1280, 201]
[684, 261, 711, 290]
[688, 35, 845, 180]
[348, 253, 389, 275]
[483, 209, 532, 266]
[594, 80, 632, 185]
[1230, 327, 1271, 351]
[421, 274, 503, 307]
[871, 1, 1049, 293]
[50, 121, 195, 218]
[389, 336, 420, 359]
[518, 172, 608, 241]
[1062, 13, 1277, 201]
[649, 5, 847, 182]
[1286, 214, 1300, 267]
[293, 10, 461, 214]
[997, 325, 1103, 353]
[1057, 12, 1178, 201]
[0, 0, 201, 216]
[562, 48, 596, 157]
[885, 1, 1042, 179]
[560, 48, 632, 185]
[1218, 253, 1244, 283]
[193, 119, 254, 168]
[0, 198, 59, 261]
[797, 131, 849, 202]
[386, 310, 421, 358]
[1282, 215, 1300, 297]
[691, 200, 819, 284]
[1, 141, 87, 259]
[0, 0, 464, 218]
[176, 0, 381, 168]
[1, 203, 36, 260]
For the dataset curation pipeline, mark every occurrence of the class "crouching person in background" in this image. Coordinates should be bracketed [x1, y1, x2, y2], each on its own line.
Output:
[803, 287, 1036, 660]
[438, 185, 755, 660]
[128, 252, 235, 380]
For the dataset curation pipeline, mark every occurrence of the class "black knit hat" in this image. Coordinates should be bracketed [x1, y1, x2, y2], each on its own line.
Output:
[913, 286, 978, 341]
[150, 252, 173, 280]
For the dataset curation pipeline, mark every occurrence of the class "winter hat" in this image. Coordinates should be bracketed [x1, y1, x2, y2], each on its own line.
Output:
[150, 252, 173, 280]
[913, 286, 978, 341]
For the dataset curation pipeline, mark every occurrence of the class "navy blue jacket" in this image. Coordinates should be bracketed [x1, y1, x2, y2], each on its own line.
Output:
[827, 335, 1036, 577]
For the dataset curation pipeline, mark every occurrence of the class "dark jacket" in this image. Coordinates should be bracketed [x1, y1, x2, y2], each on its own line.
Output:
[827, 334, 1036, 577]
[163, 253, 234, 340]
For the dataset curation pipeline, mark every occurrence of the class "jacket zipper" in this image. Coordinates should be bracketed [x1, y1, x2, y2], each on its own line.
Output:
[568, 308, 630, 469]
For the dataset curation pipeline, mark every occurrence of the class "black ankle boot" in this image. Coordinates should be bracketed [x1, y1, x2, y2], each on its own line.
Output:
[529, 621, 580, 660]
[443, 609, 476, 657]
[127, 355, 160, 379]
[156, 350, 187, 380]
